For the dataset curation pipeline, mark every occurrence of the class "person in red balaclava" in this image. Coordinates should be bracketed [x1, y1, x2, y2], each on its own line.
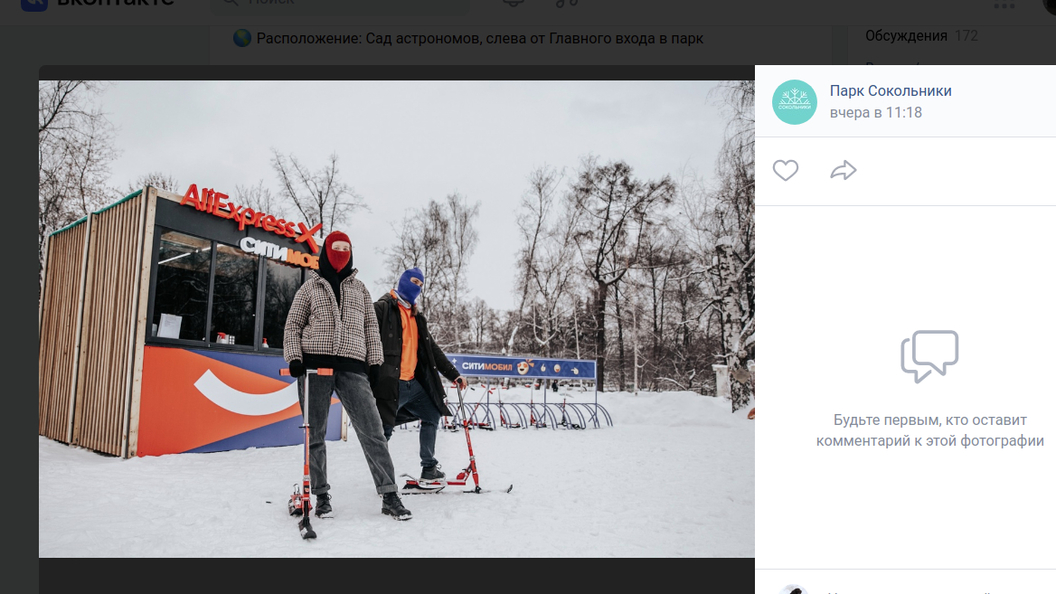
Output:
[283, 230, 412, 521]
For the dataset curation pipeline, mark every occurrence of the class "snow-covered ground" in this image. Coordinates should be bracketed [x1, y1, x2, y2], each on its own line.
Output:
[39, 387, 754, 558]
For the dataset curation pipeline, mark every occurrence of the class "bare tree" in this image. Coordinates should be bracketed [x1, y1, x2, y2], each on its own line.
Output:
[39, 80, 119, 295]
[613, 281, 627, 390]
[127, 171, 180, 195]
[613, 218, 684, 391]
[619, 272, 650, 395]
[509, 164, 582, 358]
[509, 165, 562, 352]
[271, 150, 366, 237]
[686, 80, 756, 411]
[235, 179, 286, 219]
[711, 81, 756, 411]
[645, 81, 755, 407]
[437, 193, 480, 321]
[567, 156, 676, 391]
[379, 193, 480, 349]
[381, 210, 434, 284]
[467, 297, 499, 352]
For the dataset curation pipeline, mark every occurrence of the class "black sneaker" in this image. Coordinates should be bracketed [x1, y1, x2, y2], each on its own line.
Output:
[420, 464, 446, 482]
[381, 492, 412, 521]
[314, 492, 333, 517]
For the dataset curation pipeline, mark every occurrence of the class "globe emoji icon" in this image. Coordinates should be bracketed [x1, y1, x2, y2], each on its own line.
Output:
[234, 29, 252, 47]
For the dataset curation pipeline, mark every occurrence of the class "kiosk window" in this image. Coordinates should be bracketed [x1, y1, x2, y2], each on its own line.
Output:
[209, 243, 258, 347]
[153, 230, 210, 341]
[262, 259, 302, 350]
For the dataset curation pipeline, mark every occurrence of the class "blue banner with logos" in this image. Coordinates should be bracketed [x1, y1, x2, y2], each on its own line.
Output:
[445, 354, 596, 380]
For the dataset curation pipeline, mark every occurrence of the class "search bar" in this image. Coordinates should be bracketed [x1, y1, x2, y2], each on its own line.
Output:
[209, 0, 470, 17]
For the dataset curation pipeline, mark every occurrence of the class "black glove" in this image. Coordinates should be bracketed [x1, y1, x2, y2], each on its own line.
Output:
[289, 359, 305, 378]
[368, 364, 380, 386]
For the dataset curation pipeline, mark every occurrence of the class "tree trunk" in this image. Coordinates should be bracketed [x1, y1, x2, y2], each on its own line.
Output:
[633, 341, 639, 396]
[615, 283, 626, 391]
[594, 282, 608, 391]
[632, 301, 640, 396]
[573, 299, 581, 359]
[716, 237, 751, 412]
[651, 268, 661, 391]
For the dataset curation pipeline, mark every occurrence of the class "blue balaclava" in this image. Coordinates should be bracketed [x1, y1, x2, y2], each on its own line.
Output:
[396, 267, 424, 305]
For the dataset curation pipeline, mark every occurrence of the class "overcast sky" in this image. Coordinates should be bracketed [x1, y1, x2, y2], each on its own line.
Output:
[97, 80, 730, 312]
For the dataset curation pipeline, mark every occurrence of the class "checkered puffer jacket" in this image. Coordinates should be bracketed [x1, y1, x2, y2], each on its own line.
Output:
[283, 269, 383, 366]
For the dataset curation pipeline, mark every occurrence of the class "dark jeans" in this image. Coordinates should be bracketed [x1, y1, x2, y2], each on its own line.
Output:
[297, 370, 398, 495]
[383, 379, 441, 468]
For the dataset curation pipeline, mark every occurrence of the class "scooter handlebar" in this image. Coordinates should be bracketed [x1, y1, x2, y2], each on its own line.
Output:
[280, 367, 334, 377]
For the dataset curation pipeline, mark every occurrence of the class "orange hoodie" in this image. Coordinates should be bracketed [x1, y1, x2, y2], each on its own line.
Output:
[392, 290, 419, 381]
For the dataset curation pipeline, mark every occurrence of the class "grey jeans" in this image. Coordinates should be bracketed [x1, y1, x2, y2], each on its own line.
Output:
[297, 370, 398, 495]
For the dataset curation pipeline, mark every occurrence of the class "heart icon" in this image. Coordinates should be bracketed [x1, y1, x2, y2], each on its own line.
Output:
[773, 159, 799, 181]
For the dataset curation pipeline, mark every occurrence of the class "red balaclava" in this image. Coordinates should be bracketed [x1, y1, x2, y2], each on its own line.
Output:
[324, 230, 352, 271]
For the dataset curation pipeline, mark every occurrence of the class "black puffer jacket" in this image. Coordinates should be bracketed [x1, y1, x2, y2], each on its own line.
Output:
[371, 292, 460, 427]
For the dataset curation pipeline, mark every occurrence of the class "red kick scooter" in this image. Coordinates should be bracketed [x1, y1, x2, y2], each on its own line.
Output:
[402, 383, 513, 494]
[281, 366, 332, 539]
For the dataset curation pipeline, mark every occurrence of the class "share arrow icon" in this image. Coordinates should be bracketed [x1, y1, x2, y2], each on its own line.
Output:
[830, 160, 857, 180]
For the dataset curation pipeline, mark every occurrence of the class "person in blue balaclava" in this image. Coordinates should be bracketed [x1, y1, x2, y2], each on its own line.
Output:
[369, 267, 467, 488]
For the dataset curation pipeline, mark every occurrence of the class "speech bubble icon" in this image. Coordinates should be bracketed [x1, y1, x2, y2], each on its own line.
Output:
[912, 330, 959, 376]
[901, 338, 932, 383]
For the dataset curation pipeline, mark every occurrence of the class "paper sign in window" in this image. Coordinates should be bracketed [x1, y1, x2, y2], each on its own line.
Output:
[158, 313, 183, 339]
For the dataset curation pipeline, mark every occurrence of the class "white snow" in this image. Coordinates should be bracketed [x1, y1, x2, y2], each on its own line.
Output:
[39, 387, 753, 558]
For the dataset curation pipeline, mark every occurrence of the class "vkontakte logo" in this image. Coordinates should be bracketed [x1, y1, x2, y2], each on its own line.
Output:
[22, 0, 49, 12]
[772, 80, 818, 125]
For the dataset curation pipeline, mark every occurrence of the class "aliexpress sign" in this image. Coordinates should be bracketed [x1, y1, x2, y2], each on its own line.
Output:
[179, 184, 322, 253]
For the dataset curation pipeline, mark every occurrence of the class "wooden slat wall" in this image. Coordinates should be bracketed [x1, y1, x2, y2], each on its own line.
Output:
[70, 195, 146, 456]
[125, 188, 159, 457]
[38, 223, 89, 443]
